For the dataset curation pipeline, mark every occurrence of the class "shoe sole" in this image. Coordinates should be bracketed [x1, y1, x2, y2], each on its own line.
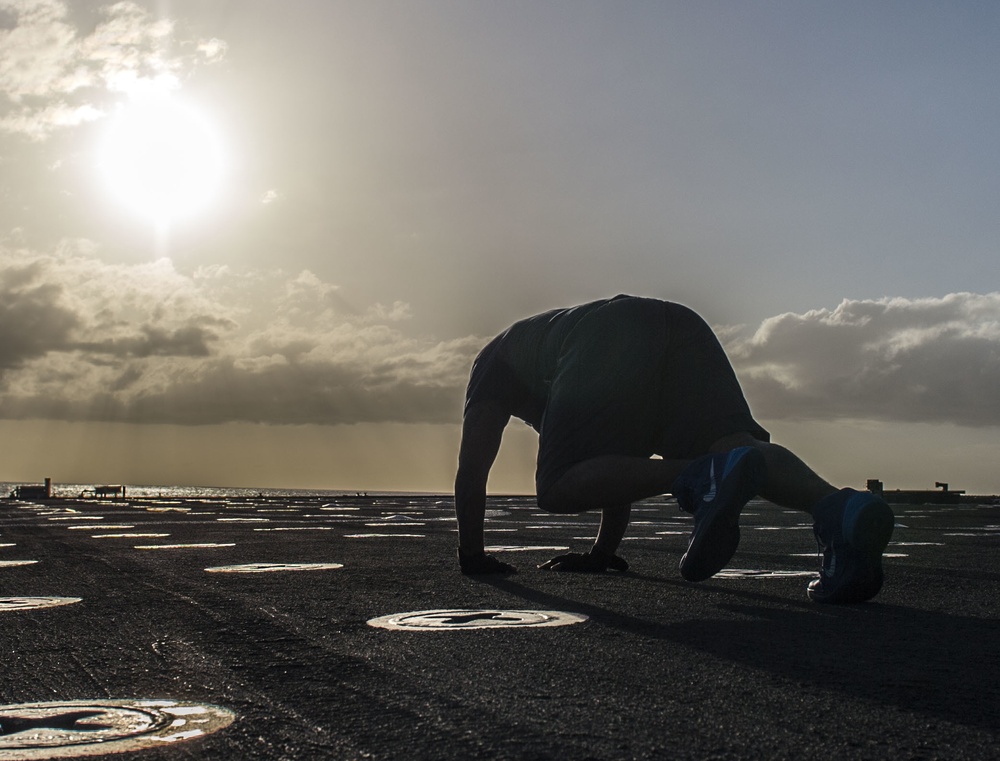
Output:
[847, 496, 895, 555]
[679, 448, 766, 582]
[808, 497, 895, 603]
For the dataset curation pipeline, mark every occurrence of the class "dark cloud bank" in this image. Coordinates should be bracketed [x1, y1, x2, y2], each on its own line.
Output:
[2, 249, 999, 429]
[0, 248, 476, 425]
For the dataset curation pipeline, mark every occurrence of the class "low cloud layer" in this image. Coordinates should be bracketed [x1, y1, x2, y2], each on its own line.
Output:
[0, 244, 480, 424]
[2, 245, 999, 429]
[728, 294, 1000, 427]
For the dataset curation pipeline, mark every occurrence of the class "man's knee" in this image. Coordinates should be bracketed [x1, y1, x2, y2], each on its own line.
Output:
[708, 431, 767, 454]
[535, 483, 564, 513]
[535, 477, 583, 514]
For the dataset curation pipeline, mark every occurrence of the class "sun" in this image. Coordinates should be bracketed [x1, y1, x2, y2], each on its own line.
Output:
[99, 97, 225, 226]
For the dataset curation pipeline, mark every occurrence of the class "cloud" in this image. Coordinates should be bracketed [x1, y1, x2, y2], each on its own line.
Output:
[728, 294, 1000, 427]
[0, 258, 78, 368]
[0, 244, 480, 425]
[196, 38, 227, 63]
[78, 323, 220, 358]
[3, 250, 997, 430]
[0, 0, 224, 139]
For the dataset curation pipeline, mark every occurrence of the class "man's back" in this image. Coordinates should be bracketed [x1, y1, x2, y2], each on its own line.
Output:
[464, 296, 626, 429]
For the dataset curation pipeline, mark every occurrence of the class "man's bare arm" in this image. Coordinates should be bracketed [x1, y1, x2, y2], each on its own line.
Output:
[538, 504, 632, 572]
[594, 503, 631, 557]
[454, 401, 510, 556]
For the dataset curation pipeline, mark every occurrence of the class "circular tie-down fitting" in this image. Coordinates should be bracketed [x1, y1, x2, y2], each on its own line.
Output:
[713, 568, 818, 579]
[368, 608, 589, 631]
[0, 598, 81, 612]
[0, 699, 234, 759]
[205, 562, 344, 574]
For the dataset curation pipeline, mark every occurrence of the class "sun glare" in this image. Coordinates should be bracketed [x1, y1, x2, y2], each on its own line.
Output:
[99, 98, 225, 226]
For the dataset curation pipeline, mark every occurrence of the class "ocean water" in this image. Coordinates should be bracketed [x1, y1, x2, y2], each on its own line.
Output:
[0, 482, 440, 500]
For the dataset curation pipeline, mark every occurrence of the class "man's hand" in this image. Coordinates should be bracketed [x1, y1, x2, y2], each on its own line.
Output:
[538, 548, 629, 572]
[457, 547, 516, 575]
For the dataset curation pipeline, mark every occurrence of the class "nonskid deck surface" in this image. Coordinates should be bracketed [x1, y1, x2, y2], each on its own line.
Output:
[1, 495, 998, 760]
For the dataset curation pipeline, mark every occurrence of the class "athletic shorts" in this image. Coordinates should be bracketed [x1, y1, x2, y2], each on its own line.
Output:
[534, 297, 769, 504]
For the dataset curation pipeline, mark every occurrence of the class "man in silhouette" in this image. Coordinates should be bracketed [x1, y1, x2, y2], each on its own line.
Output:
[454, 295, 894, 603]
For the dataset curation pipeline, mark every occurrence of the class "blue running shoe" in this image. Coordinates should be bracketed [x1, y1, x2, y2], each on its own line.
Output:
[807, 488, 894, 604]
[673, 446, 766, 582]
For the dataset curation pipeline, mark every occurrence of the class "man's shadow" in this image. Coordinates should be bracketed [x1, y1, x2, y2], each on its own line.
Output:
[479, 574, 999, 732]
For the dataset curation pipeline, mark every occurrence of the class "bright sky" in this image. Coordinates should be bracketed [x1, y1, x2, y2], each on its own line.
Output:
[1, 0, 999, 493]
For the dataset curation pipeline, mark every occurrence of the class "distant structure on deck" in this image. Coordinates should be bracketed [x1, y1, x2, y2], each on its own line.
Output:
[82, 485, 127, 499]
[7, 478, 127, 501]
[8, 477, 52, 500]
[867, 478, 967, 505]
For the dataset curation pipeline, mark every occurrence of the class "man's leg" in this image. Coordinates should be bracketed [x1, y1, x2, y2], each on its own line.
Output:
[537, 455, 689, 513]
[709, 432, 894, 603]
[537, 428, 821, 514]
[535, 427, 838, 520]
[707, 432, 837, 514]
[537, 447, 764, 582]
[536, 431, 841, 584]
[536, 457, 683, 570]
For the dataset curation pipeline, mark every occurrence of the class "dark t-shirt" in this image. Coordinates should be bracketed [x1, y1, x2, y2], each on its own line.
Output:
[464, 296, 626, 429]
[465, 295, 769, 494]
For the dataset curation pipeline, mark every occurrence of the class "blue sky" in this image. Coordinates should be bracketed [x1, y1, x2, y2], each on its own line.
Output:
[1, 1, 999, 492]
